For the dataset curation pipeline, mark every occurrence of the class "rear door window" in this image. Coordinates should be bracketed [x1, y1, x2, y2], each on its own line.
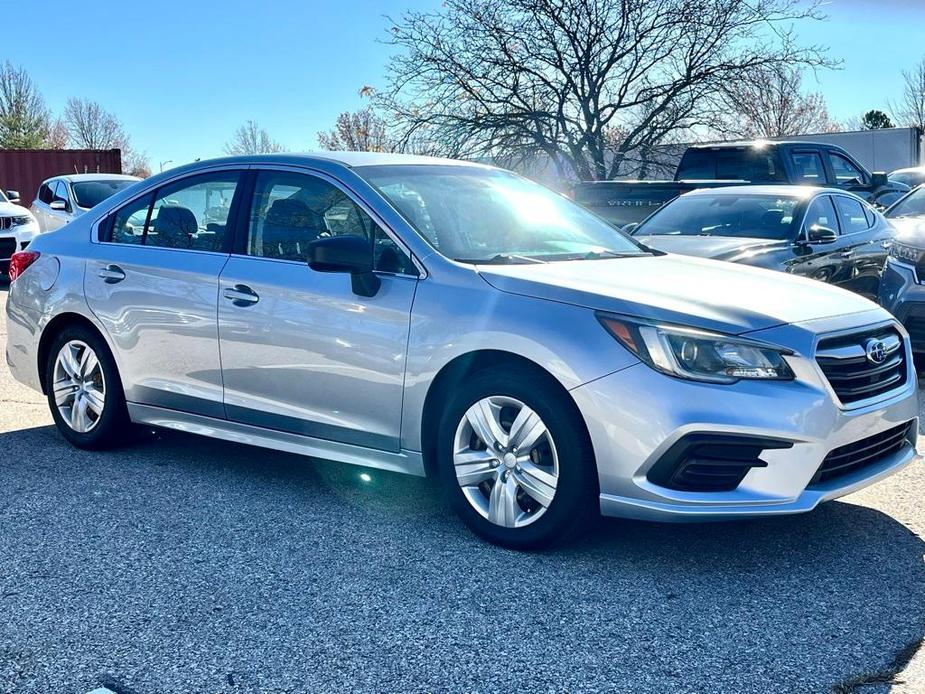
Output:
[146, 172, 241, 252]
[790, 151, 825, 184]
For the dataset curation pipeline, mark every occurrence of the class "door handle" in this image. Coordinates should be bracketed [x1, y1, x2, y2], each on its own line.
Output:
[881, 240, 893, 249]
[98, 264, 126, 284]
[839, 250, 854, 259]
[223, 284, 259, 306]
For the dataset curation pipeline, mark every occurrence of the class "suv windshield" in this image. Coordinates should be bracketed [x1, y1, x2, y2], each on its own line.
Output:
[635, 193, 801, 240]
[887, 187, 925, 219]
[72, 179, 137, 209]
[357, 165, 647, 263]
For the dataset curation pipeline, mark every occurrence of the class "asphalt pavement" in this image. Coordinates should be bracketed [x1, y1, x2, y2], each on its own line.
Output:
[0, 283, 923, 694]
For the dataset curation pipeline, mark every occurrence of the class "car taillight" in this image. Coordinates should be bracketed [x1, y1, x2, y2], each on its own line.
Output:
[9, 250, 40, 281]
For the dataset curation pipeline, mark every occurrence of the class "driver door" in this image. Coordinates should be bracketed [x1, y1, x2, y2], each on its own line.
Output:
[217, 168, 419, 452]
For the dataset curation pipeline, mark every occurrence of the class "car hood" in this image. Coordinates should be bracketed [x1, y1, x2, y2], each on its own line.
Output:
[634, 235, 786, 260]
[0, 201, 32, 217]
[888, 216, 925, 244]
[476, 254, 879, 335]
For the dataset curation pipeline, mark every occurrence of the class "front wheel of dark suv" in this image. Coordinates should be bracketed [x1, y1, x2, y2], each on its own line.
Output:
[436, 367, 599, 549]
[44, 325, 132, 450]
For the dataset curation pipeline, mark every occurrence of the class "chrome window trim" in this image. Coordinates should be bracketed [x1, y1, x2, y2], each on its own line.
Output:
[234, 163, 426, 280]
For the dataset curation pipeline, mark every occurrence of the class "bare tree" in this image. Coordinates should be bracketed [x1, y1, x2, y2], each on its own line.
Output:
[0, 61, 51, 148]
[223, 120, 283, 155]
[123, 149, 152, 178]
[62, 97, 126, 149]
[46, 118, 70, 149]
[716, 65, 839, 138]
[318, 107, 393, 152]
[892, 57, 925, 130]
[381, 0, 833, 181]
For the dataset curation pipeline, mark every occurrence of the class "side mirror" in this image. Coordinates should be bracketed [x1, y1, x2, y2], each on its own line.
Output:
[5, 190, 20, 204]
[871, 172, 888, 188]
[49, 199, 67, 211]
[621, 222, 639, 234]
[307, 234, 381, 297]
[806, 224, 838, 244]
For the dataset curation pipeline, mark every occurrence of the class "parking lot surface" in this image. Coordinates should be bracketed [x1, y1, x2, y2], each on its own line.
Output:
[0, 284, 923, 694]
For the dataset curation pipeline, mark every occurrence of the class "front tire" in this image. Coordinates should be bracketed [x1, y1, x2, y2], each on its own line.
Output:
[436, 367, 598, 549]
[45, 325, 131, 449]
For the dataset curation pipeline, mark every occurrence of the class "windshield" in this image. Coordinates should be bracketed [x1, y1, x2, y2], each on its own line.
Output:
[0, 189, 7, 203]
[357, 165, 647, 263]
[72, 179, 137, 208]
[887, 187, 925, 219]
[635, 193, 801, 240]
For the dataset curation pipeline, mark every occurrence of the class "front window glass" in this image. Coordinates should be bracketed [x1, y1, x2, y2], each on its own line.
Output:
[829, 153, 866, 186]
[634, 194, 800, 240]
[72, 179, 137, 208]
[887, 187, 925, 219]
[804, 196, 840, 233]
[247, 171, 415, 274]
[358, 165, 647, 263]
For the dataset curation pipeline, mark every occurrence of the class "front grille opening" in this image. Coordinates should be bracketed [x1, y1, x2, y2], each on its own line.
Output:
[816, 327, 908, 405]
[810, 421, 914, 486]
[0, 237, 15, 260]
[648, 434, 793, 492]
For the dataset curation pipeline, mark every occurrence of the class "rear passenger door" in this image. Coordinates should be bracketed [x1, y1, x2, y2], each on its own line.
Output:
[84, 169, 244, 417]
[832, 194, 888, 300]
[217, 167, 419, 451]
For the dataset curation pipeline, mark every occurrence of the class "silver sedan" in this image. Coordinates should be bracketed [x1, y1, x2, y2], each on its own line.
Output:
[5, 153, 919, 548]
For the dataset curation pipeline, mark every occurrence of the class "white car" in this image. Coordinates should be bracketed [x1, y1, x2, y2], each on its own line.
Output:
[30, 174, 140, 233]
[0, 188, 39, 276]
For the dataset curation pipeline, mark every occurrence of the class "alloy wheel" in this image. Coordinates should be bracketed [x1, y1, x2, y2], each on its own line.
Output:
[453, 395, 559, 528]
[52, 340, 106, 433]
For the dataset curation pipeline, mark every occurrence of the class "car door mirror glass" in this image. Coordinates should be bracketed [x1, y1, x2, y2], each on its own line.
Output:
[49, 199, 67, 211]
[807, 224, 837, 244]
[871, 172, 888, 187]
[307, 234, 381, 297]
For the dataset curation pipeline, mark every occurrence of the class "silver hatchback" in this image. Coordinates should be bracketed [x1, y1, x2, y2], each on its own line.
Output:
[5, 153, 919, 548]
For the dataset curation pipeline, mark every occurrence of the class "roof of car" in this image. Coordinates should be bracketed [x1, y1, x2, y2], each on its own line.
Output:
[171, 152, 491, 171]
[890, 166, 925, 175]
[48, 173, 141, 183]
[683, 184, 841, 198]
[684, 140, 840, 150]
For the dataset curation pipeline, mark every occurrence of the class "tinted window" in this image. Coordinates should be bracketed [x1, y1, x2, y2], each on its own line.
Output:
[38, 183, 53, 204]
[72, 179, 137, 208]
[146, 173, 240, 251]
[715, 150, 783, 183]
[791, 151, 825, 184]
[675, 150, 714, 179]
[109, 193, 152, 245]
[829, 153, 866, 186]
[887, 187, 925, 218]
[53, 181, 70, 203]
[833, 196, 869, 234]
[804, 196, 840, 234]
[635, 194, 800, 240]
[247, 171, 415, 274]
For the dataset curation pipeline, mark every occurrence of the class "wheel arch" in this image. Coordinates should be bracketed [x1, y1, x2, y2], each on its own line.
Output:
[419, 349, 595, 479]
[37, 312, 108, 394]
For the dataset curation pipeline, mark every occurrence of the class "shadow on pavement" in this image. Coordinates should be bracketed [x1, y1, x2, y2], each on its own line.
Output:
[0, 421, 922, 693]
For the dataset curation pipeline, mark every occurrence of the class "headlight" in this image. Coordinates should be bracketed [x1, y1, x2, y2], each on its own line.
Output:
[11, 215, 34, 227]
[598, 314, 794, 383]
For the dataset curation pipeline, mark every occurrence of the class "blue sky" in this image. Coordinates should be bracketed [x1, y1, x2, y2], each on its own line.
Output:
[5, 0, 924, 170]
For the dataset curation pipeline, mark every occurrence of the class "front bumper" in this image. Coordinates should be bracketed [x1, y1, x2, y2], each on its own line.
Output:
[572, 312, 920, 521]
[0, 222, 39, 274]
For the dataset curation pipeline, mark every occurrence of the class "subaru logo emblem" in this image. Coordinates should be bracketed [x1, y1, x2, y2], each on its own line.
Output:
[865, 339, 888, 364]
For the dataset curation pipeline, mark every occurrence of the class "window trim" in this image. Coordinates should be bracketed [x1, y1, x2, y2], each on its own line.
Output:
[232, 164, 424, 279]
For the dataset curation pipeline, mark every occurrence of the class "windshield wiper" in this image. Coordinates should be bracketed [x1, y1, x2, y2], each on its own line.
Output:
[456, 253, 547, 264]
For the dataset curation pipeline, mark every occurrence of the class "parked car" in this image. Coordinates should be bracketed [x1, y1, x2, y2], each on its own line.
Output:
[0, 188, 40, 276]
[574, 141, 910, 227]
[631, 186, 892, 300]
[877, 185, 925, 363]
[5, 154, 918, 548]
[889, 166, 925, 189]
[30, 174, 140, 232]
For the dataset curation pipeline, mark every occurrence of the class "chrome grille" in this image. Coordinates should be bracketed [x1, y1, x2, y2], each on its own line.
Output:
[811, 421, 914, 485]
[815, 326, 908, 405]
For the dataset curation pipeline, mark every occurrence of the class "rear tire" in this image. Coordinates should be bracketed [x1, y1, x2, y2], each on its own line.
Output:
[44, 325, 132, 449]
[435, 366, 598, 549]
